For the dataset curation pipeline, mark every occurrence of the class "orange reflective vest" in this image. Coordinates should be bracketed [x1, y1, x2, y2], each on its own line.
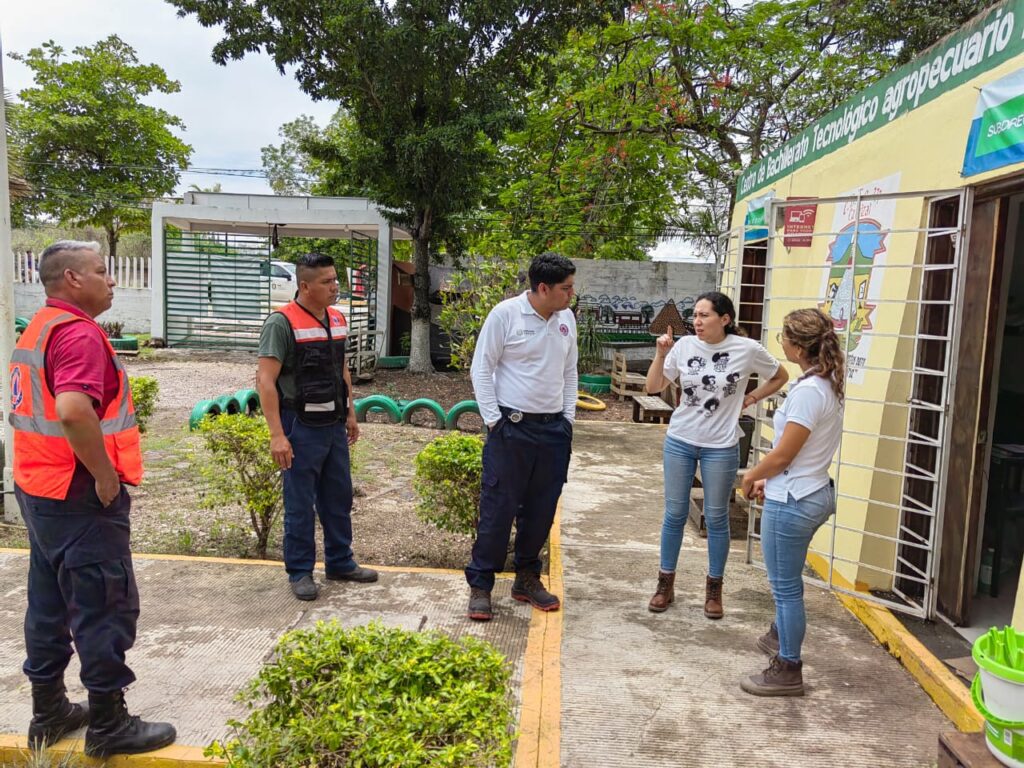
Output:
[9, 306, 143, 500]
[276, 301, 349, 425]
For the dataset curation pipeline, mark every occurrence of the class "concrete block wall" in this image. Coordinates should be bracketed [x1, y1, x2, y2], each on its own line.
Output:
[572, 259, 715, 317]
[14, 284, 152, 334]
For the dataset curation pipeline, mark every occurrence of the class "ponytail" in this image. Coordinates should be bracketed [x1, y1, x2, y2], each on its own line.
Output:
[782, 308, 845, 403]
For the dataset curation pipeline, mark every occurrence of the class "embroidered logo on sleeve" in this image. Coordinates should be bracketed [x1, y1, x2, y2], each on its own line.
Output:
[11, 367, 23, 409]
[559, 323, 569, 336]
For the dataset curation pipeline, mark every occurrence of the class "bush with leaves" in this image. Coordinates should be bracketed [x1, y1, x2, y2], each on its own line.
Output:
[99, 320, 125, 339]
[196, 414, 282, 559]
[206, 620, 514, 768]
[413, 433, 483, 536]
[437, 249, 527, 369]
[128, 376, 159, 434]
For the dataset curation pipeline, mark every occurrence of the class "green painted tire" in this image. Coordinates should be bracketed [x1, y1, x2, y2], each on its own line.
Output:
[444, 400, 482, 431]
[579, 373, 612, 394]
[234, 388, 260, 415]
[189, 399, 222, 430]
[109, 336, 139, 351]
[215, 395, 243, 415]
[377, 355, 409, 369]
[354, 395, 402, 423]
[401, 398, 447, 428]
[14, 316, 30, 332]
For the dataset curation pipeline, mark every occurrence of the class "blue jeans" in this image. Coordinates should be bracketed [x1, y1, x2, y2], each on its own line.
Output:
[660, 436, 739, 578]
[761, 484, 836, 662]
[281, 409, 356, 580]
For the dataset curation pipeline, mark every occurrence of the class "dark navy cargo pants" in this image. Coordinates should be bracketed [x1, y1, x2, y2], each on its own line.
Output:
[465, 415, 572, 591]
[16, 467, 139, 693]
[280, 409, 356, 580]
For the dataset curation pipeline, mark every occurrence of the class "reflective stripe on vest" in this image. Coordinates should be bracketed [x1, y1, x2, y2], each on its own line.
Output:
[278, 302, 348, 342]
[9, 307, 143, 500]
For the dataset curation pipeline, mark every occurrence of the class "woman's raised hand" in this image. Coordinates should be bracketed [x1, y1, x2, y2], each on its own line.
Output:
[656, 325, 675, 356]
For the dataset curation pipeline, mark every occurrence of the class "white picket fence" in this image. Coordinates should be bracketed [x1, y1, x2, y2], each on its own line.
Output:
[13, 251, 152, 289]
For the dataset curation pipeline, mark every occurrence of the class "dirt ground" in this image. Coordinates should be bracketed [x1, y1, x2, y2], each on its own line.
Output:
[0, 350, 637, 566]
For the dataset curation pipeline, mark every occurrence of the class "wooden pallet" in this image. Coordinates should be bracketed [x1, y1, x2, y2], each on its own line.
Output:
[611, 352, 647, 400]
[938, 731, 1002, 767]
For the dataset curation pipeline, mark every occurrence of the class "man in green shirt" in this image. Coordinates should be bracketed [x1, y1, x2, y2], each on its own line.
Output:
[256, 253, 378, 600]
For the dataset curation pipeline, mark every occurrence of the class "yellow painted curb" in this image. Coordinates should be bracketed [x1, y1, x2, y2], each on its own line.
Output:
[514, 502, 564, 768]
[807, 553, 984, 732]
[0, 547, 513, 579]
[0, 735, 223, 767]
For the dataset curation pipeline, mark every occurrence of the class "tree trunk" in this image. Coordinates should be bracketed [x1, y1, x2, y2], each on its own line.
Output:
[407, 212, 435, 374]
[105, 224, 119, 260]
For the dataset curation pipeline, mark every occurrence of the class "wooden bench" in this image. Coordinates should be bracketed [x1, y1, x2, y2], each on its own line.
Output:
[632, 395, 674, 424]
[938, 731, 1002, 767]
[611, 351, 647, 400]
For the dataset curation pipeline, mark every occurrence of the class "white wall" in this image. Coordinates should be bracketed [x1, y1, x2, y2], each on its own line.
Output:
[572, 258, 716, 316]
[14, 284, 152, 334]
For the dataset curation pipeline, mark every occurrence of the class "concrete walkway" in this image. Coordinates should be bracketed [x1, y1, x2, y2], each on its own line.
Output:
[558, 421, 951, 768]
[0, 420, 955, 767]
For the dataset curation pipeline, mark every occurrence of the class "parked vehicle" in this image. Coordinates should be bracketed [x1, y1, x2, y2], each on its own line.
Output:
[263, 260, 296, 303]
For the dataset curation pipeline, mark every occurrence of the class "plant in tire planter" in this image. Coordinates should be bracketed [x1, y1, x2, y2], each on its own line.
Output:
[205, 620, 514, 767]
[195, 414, 282, 559]
[99, 319, 139, 352]
[576, 307, 610, 393]
[413, 433, 483, 536]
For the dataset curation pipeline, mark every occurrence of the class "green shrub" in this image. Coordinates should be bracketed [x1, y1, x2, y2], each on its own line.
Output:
[413, 433, 483, 536]
[206, 620, 514, 768]
[128, 376, 159, 433]
[196, 414, 282, 559]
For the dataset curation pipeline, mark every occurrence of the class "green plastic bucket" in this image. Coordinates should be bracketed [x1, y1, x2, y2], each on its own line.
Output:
[972, 626, 1024, 767]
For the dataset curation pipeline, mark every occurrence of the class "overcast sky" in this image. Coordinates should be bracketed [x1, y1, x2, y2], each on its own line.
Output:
[2, 0, 338, 196]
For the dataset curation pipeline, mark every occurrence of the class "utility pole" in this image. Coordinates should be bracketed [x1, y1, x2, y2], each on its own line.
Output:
[0, 32, 19, 523]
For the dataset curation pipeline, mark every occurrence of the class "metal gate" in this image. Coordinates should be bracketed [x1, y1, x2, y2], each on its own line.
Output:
[164, 230, 271, 349]
[721, 188, 968, 618]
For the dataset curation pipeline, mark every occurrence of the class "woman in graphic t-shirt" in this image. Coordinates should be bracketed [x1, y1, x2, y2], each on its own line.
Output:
[738, 308, 845, 697]
[645, 292, 788, 619]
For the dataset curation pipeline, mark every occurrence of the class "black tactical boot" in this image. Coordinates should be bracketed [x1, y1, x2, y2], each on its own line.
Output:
[84, 690, 176, 757]
[27, 681, 89, 749]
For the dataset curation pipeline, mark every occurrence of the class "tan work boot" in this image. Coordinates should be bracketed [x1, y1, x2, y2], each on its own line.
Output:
[740, 655, 804, 697]
[648, 571, 675, 613]
[704, 575, 723, 619]
[757, 622, 780, 655]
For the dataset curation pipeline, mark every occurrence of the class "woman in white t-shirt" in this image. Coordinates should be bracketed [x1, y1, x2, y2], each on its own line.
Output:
[645, 292, 788, 619]
[738, 308, 845, 698]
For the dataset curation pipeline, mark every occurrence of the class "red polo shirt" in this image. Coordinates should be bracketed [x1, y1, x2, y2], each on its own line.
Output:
[43, 298, 120, 416]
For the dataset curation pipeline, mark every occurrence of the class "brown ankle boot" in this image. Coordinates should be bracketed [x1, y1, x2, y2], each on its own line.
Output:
[704, 576, 723, 619]
[740, 655, 804, 697]
[648, 572, 675, 613]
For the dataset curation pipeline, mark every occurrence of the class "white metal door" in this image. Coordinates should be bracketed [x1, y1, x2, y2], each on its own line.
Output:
[730, 187, 967, 618]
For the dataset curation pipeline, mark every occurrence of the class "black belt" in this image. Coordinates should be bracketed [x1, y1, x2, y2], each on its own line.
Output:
[499, 406, 563, 424]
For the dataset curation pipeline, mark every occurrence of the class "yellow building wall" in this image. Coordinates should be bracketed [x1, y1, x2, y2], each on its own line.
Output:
[731, 53, 1024, 596]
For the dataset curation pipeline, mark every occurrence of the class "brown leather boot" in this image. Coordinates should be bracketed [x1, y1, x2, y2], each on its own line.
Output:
[740, 655, 804, 697]
[704, 576, 723, 619]
[757, 622, 779, 655]
[648, 571, 675, 613]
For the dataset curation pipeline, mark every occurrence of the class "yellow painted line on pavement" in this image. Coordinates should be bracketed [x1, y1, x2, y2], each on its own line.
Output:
[514, 502, 564, 768]
[806, 553, 983, 732]
[0, 735, 224, 767]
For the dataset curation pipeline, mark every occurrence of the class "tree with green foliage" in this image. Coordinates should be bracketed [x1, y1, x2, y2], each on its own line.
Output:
[9, 36, 192, 257]
[169, 0, 623, 373]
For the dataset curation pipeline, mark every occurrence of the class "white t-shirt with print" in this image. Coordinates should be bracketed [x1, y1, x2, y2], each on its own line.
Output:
[662, 334, 780, 449]
[764, 374, 843, 502]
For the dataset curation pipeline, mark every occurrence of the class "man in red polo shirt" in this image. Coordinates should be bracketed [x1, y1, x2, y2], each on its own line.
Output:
[11, 240, 175, 757]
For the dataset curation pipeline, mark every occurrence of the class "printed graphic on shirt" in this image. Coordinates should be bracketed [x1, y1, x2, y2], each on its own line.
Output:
[723, 372, 741, 397]
[682, 382, 701, 406]
[701, 374, 717, 392]
[702, 396, 721, 417]
[712, 351, 730, 372]
[686, 356, 706, 375]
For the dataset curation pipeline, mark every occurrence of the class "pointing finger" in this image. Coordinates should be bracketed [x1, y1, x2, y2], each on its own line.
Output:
[666, 325, 673, 338]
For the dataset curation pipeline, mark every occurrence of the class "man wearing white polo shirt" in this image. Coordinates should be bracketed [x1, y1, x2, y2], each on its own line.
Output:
[466, 252, 578, 621]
